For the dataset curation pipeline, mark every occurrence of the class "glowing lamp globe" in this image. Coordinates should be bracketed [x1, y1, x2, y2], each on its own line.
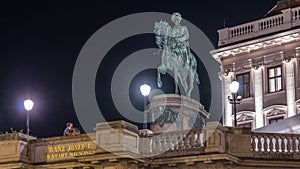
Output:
[230, 81, 239, 94]
[140, 84, 151, 96]
[24, 99, 34, 111]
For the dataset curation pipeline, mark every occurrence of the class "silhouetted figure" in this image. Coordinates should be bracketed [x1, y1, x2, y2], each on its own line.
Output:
[63, 122, 80, 136]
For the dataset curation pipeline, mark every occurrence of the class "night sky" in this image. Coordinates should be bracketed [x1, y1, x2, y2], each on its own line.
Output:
[0, 0, 278, 137]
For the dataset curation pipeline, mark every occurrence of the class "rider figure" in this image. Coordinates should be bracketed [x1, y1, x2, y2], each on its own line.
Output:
[171, 12, 191, 68]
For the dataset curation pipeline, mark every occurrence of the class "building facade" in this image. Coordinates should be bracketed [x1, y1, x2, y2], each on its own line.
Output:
[210, 0, 300, 130]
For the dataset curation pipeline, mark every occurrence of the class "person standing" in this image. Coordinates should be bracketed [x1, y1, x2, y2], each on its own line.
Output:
[63, 122, 73, 136]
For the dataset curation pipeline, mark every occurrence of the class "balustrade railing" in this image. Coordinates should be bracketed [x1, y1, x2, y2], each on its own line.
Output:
[258, 15, 284, 31]
[251, 133, 300, 154]
[140, 129, 205, 156]
[229, 23, 254, 38]
[218, 6, 300, 46]
[292, 7, 300, 20]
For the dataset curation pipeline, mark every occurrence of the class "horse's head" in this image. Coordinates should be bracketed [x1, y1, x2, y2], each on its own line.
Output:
[154, 20, 171, 48]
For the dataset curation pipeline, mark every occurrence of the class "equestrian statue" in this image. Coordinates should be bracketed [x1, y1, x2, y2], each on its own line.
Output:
[154, 12, 200, 97]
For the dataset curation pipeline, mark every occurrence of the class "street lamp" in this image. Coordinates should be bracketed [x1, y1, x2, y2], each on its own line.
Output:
[140, 84, 151, 129]
[228, 81, 242, 127]
[24, 99, 34, 135]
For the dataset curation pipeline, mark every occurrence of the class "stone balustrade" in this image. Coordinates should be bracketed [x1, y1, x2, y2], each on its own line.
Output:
[2, 121, 300, 168]
[149, 129, 205, 156]
[218, 7, 300, 46]
[251, 133, 300, 156]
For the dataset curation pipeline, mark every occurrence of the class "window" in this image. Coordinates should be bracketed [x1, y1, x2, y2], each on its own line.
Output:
[268, 116, 284, 124]
[268, 66, 282, 93]
[236, 73, 250, 98]
[238, 122, 252, 129]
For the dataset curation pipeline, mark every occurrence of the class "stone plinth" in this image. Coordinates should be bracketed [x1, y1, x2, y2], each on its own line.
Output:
[94, 120, 139, 154]
[148, 94, 209, 133]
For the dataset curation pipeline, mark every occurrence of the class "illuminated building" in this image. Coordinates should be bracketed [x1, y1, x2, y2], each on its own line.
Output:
[211, 0, 300, 130]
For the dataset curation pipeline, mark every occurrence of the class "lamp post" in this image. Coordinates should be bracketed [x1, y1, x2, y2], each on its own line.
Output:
[140, 84, 151, 129]
[228, 81, 242, 127]
[24, 99, 34, 135]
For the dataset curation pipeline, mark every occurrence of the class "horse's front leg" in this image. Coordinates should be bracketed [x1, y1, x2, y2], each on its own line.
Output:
[157, 68, 163, 88]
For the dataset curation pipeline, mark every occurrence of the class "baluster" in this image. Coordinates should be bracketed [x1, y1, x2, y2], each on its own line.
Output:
[259, 22, 262, 30]
[269, 136, 273, 153]
[284, 137, 288, 153]
[278, 137, 282, 153]
[194, 130, 200, 147]
[157, 135, 162, 152]
[254, 136, 259, 152]
[272, 137, 277, 152]
[199, 133, 204, 147]
[163, 134, 168, 152]
[192, 131, 197, 148]
[260, 136, 265, 152]
[289, 137, 294, 153]
[266, 136, 270, 152]
[295, 137, 299, 153]
[168, 133, 172, 151]
[148, 136, 153, 154]
[250, 136, 254, 151]
[174, 133, 179, 150]
[191, 130, 196, 148]
[271, 19, 274, 27]
[179, 133, 184, 150]
[184, 134, 190, 150]
[161, 135, 166, 152]
[152, 136, 157, 153]
[169, 133, 174, 151]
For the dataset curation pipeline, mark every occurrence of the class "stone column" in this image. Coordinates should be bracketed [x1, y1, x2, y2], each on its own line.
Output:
[285, 61, 296, 117]
[221, 74, 233, 127]
[253, 67, 264, 128]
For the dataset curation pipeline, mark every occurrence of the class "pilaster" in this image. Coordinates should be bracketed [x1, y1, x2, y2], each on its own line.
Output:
[285, 60, 296, 117]
[221, 73, 233, 127]
[253, 67, 264, 128]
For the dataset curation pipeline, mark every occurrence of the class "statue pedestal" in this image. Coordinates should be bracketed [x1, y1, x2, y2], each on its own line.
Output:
[148, 94, 209, 134]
